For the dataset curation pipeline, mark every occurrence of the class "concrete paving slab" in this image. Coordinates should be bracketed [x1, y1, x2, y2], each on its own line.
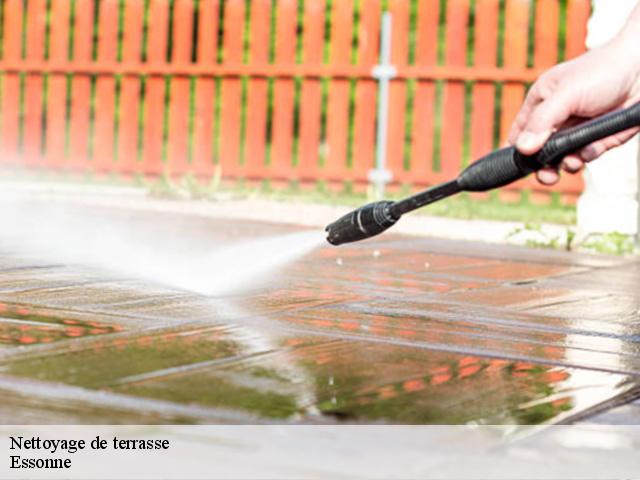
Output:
[0, 199, 638, 425]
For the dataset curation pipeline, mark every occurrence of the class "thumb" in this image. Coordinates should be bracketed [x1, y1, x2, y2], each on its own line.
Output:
[516, 91, 574, 155]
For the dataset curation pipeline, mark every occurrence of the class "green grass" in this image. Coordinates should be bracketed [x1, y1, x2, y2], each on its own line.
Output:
[227, 182, 578, 225]
[421, 193, 576, 224]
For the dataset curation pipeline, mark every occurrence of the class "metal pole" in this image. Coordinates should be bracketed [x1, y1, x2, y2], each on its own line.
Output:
[370, 11, 395, 200]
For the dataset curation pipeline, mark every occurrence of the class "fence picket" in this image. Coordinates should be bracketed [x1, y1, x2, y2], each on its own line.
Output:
[352, 0, 381, 184]
[271, 0, 298, 182]
[68, 0, 94, 170]
[93, 0, 119, 173]
[411, 0, 440, 185]
[534, 0, 559, 67]
[193, 0, 219, 178]
[470, 0, 499, 163]
[1, 0, 23, 164]
[118, 0, 144, 175]
[167, 0, 195, 176]
[566, 0, 590, 59]
[46, 0, 71, 169]
[22, 0, 47, 167]
[325, 0, 353, 182]
[142, 0, 170, 176]
[219, 0, 245, 178]
[298, 0, 325, 182]
[244, 0, 270, 180]
[499, 0, 529, 144]
[440, 0, 470, 177]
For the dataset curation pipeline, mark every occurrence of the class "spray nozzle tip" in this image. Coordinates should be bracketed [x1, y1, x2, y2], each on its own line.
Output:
[325, 201, 399, 246]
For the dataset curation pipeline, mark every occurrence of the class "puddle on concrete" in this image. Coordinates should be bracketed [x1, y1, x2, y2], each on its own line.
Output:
[0, 302, 123, 346]
[2, 325, 306, 420]
[113, 369, 300, 420]
[2, 323, 636, 424]
[290, 340, 634, 424]
[4, 326, 238, 387]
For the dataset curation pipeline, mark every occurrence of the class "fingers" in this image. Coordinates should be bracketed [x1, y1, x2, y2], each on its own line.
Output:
[561, 154, 584, 173]
[579, 127, 640, 162]
[536, 156, 583, 186]
[535, 128, 640, 186]
[516, 91, 574, 154]
[536, 168, 560, 185]
[508, 82, 545, 145]
[517, 131, 553, 156]
[508, 100, 536, 145]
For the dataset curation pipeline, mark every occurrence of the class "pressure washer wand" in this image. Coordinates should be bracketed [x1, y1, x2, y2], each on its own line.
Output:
[326, 102, 640, 245]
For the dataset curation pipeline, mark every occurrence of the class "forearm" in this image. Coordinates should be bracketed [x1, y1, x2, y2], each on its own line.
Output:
[611, 3, 640, 48]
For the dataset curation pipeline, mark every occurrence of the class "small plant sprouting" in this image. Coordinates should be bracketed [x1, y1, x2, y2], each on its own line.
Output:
[148, 173, 182, 199]
[508, 224, 638, 256]
[582, 232, 638, 256]
[507, 223, 562, 250]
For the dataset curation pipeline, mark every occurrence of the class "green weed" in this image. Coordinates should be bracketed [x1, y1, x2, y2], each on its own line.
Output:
[582, 232, 638, 256]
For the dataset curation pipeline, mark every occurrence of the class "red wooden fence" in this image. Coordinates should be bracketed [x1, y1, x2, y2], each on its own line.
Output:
[0, 0, 591, 203]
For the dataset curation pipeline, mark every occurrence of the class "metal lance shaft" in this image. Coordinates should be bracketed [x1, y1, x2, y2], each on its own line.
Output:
[390, 181, 461, 217]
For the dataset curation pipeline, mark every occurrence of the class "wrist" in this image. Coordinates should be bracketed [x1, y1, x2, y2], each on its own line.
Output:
[603, 32, 640, 78]
[609, 7, 640, 66]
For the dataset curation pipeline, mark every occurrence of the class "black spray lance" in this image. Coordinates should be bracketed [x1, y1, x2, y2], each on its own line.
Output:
[325, 102, 640, 245]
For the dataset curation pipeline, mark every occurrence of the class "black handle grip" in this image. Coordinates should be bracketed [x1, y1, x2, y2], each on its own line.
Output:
[457, 102, 640, 192]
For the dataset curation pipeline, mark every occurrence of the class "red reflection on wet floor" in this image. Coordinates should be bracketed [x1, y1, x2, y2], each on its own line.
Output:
[0, 303, 124, 346]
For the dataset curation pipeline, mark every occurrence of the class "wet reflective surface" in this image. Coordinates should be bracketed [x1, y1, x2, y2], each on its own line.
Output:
[0, 205, 639, 424]
[0, 302, 123, 346]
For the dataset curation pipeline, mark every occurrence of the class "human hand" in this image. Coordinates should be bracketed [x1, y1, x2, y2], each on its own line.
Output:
[509, 37, 640, 185]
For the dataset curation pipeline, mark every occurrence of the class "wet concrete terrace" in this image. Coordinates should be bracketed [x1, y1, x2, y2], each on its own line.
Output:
[0, 203, 639, 425]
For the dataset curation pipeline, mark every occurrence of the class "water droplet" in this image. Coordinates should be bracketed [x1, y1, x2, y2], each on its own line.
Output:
[336, 258, 343, 266]
[372, 249, 381, 258]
